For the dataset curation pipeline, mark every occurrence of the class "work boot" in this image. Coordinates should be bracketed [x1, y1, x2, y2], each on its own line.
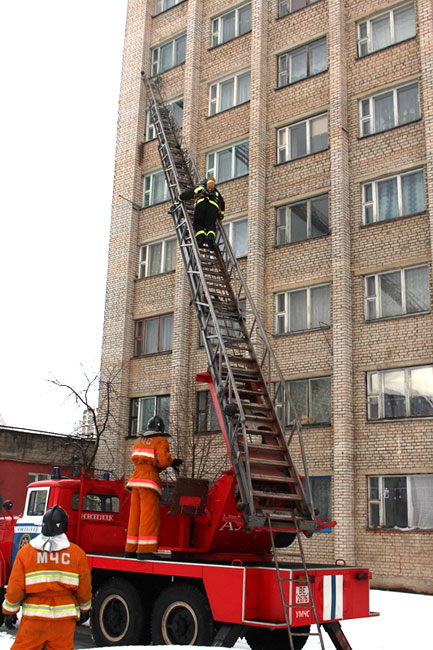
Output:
[196, 232, 206, 248]
[137, 552, 156, 560]
[207, 231, 216, 249]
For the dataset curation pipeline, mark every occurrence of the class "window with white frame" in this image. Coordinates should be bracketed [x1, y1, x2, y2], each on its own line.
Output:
[207, 141, 249, 183]
[368, 474, 433, 530]
[146, 97, 183, 141]
[143, 170, 170, 207]
[155, 0, 184, 15]
[359, 81, 420, 136]
[223, 217, 248, 257]
[362, 168, 425, 224]
[275, 284, 330, 334]
[357, 3, 416, 58]
[278, 0, 321, 17]
[276, 194, 328, 245]
[310, 476, 332, 519]
[28, 473, 50, 484]
[277, 37, 327, 88]
[275, 376, 331, 424]
[211, 2, 251, 47]
[130, 395, 170, 436]
[134, 314, 173, 356]
[365, 264, 429, 320]
[277, 113, 328, 163]
[151, 33, 186, 75]
[367, 365, 433, 420]
[138, 238, 176, 279]
[209, 71, 250, 116]
[196, 391, 221, 434]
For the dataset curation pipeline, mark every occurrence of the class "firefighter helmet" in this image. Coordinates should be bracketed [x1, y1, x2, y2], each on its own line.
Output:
[143, 415, 171, 437]
[42, 505, 69, 537]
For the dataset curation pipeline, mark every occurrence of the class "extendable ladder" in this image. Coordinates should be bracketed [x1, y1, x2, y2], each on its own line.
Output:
[142, 72, 317, 535]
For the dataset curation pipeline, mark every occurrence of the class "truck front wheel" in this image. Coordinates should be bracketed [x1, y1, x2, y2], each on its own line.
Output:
[246, 626, 310, 650]
[151, 584, 214, 645]
[91, 577, 148, 647]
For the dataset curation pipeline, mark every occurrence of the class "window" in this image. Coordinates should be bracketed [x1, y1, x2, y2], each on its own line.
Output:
[367, 365, 433, 420]
[71, 493, 120, 513]
[310, 476, 332, 519]
[368, 474, 433, 530]
[277, 113, 328, 163]
[223, 217, 248, 257]
[207, 141, 249, 183]
[365, 265, 429, 320]
[155, 0, 184, 15]
[138, 238, 176, 279]
[200, 298, 246, 346]
[130, 395, 170, 436]
[357, 3, 416, 58]
[26, 489, 48, 516]
[362, 168, 425, 224]
[278, 0, 320, 17]
[276, 194, 328, 245]
[275, 376, 331, 424]
[146, 98, 183, 141]
[211, 2, 251, 47]
[151, 33, 186, 75]
[196, 391, 220, 434]
[359, 82, 420, 136]
[275, 284, 330, 334]
[143, 170, 170, 207]
[28, 473, 50, 484]
[209, 71, 250, 115]
[277, 37, 327, 88]
[134, 314, 173, 356]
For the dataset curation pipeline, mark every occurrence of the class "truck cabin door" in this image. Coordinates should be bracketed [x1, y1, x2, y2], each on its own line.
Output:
[11, 487, 50, 564]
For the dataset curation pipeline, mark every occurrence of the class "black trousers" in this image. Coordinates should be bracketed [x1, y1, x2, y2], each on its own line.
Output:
[193, 203, 219, 234]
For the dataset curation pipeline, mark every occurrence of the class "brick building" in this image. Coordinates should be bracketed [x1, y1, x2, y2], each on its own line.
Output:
[100, 0, 433, 593]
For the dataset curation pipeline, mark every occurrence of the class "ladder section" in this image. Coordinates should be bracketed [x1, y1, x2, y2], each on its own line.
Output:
[141, 72, 317, 534]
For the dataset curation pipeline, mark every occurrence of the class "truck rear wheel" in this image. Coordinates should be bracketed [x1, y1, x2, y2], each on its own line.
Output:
[246, 626, 310, 650]
[91, 577, 148, 647]
[151, 583, 214, 645]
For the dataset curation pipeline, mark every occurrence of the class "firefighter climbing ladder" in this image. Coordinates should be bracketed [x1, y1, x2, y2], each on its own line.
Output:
[141, 71, 317, 535]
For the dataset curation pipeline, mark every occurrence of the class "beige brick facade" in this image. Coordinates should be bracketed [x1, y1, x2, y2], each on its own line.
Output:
[100, 0, 433, 593]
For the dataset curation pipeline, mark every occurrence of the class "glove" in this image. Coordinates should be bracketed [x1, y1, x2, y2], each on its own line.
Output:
[4, 614, 17, 629]
[171, 458, 183, 472]
[79, 610, 90, 625]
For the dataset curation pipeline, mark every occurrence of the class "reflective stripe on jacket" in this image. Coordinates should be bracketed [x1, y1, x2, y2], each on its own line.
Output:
[2, 540, 92, 620]
[126, 435, 173, 492]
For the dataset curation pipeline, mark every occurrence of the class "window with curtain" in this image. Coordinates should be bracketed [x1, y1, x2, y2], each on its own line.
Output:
[362, 168, 425, 224]
[357, 3, 416, 57]
[196, 391, 221, 434]
[275, 284, 330, 334]
[277, 37, 327, 88]
[138, 237, 176, 278]
[142, 171, 170, 207]
[310, 476, 332, 520]
[359, 82, 419, 136]
[134, 314, 173, 356]
[274, 376, 331, 425]
[276, 194, 329, 245]
[367, 365, 433, 420]
[130, 395, 170, 436]
[223, 217, 248, 257]
[211, 3, 251, 47]
[277, 113, 328, 163]
[365, 264, 429, 320]
[151, 33, 186, 75]
[208, 70, 250, 115]
[207, 141, 249, 182]
[368, 474, 433, 530]
[278, 0, 321, 18]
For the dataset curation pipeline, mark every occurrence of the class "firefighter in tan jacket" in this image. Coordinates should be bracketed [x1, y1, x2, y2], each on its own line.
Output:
[125, 415, 182, 559]
[2, 505, 91, 650]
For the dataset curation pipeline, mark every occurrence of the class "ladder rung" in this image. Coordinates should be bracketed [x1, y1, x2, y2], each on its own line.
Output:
[250, 473, 298, 484]
[252, 490, 303, 501]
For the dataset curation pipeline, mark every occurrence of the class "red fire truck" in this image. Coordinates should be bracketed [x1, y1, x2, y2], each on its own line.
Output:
[0, 462, 376, 649]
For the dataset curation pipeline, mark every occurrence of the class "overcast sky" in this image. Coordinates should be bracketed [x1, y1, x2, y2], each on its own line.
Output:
[0, 1, 129, 433]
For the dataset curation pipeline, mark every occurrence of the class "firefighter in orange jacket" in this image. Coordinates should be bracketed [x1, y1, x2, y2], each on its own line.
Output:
[177, 176, 225, 247]
[125, 415, 182, 560]
[2, 505, 91, 650]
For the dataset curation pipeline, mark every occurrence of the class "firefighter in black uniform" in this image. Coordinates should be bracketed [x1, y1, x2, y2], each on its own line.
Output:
[177, 177, 225, 247]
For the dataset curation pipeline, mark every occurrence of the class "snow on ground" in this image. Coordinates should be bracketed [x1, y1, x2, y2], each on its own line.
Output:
[0, 589, 431, 649]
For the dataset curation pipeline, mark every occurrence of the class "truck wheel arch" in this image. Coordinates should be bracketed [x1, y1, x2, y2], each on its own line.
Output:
[91, 576, 150, 647]
[151, 583, 214, 646]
